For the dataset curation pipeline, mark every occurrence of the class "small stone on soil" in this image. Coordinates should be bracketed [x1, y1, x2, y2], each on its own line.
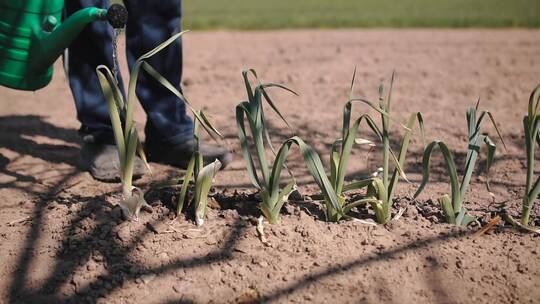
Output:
[116, 225, 131, 242]
[141, 273, 156, 284]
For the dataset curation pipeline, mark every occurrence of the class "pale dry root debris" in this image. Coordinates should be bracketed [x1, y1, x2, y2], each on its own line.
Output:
[392, 207, 406, 221]
[256, 216, 272, 247]
[345, 217, 377, 226]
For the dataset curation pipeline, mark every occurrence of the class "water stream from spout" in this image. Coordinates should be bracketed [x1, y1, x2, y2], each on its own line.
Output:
[112, 28, 123, 84]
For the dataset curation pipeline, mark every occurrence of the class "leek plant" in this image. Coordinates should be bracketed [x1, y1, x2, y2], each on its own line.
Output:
[364, 115, 423, 224]
[96, 31, 219, 220]
[175, 111, 222, 226]
[521, 85, 540, 226]
[414, 101, 505, 226]
[137, 33, 224, 226]
[96, 65, 150, 220]
[345, 73, 424, 224]
[235, 69, 300, 224]
[320, 103, 378, 222]
[305, 70, 394, 222]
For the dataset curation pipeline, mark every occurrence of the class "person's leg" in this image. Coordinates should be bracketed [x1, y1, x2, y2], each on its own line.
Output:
[65, 0, 121, 144]
[124, 0, 231, 168]
[124, 0, 193, 145]
[65, 0, 144, 181]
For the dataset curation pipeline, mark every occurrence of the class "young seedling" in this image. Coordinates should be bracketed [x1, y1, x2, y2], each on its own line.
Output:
[235, 69, 300, 224]
[96, 65, 151, 221]
[502, 85, 540, 234]
[319, 107, 378, 222]
[520, 85, 540, 227]
[414, 101, 505, 226]
[97, 31, 219, 220]
[137, 36, 224, 226]
[303, 70, 391, 222]
[176, 111, 222, 226]
[345, 73, 424, 224]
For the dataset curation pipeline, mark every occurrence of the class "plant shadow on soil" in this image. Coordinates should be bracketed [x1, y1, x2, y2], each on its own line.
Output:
[5, 175, 468, 302]
[8, 177, 474, 303]
[0, 115, 80, 193]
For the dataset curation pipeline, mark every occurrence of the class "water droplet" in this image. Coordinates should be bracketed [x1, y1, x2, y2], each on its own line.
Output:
[112, 28, 123, 84]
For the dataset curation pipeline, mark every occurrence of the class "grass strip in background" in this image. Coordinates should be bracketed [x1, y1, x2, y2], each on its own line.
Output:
[183, 0, 540, 30]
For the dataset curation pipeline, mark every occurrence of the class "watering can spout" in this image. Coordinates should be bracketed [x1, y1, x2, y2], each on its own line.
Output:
[29, 7, 109, 74]
[0, 1, 128, 91]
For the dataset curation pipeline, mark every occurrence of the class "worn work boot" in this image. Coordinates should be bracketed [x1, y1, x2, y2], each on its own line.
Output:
[144, 138, 232, 169]
[79, 143, 147, 182]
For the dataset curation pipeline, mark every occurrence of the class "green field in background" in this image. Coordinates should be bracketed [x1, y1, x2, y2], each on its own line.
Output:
[181, 0, 540, 29]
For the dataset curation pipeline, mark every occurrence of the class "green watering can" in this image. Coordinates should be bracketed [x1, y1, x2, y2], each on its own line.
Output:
[0, 0, 127, 91]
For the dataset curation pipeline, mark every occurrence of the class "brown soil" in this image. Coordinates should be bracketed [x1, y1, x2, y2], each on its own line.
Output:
[1, 29, 539, 304]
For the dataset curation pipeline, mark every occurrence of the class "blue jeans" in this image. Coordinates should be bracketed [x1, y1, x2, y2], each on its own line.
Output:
[65, 0, 193, 145]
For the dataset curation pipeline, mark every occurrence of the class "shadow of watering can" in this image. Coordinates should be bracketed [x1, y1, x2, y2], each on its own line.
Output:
[0, 0, 127, 91]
